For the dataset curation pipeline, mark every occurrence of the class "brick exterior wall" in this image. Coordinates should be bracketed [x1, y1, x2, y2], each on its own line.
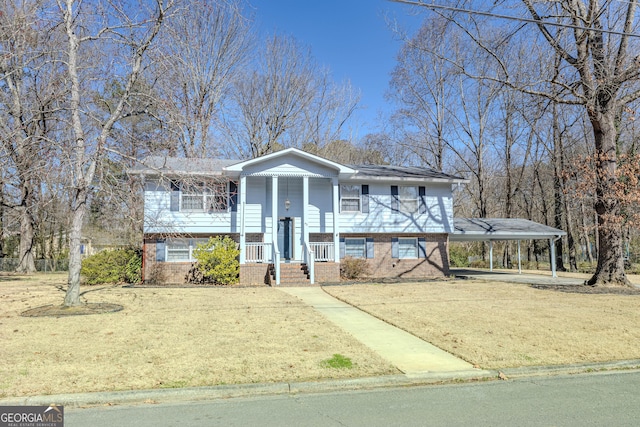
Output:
[342, 233, 450, 279]
[143, 232, 448, 285]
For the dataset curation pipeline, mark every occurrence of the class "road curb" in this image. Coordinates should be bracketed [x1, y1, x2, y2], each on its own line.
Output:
[2, 361, 639, 408]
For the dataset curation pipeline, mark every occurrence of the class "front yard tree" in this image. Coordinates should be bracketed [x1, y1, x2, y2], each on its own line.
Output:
[391, 0, 640, 286]
[0, 0, 62, 273]
[58, 0, 172, 306]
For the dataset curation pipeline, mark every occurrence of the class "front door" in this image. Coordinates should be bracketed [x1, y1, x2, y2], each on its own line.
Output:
[278, 218, 293, 260]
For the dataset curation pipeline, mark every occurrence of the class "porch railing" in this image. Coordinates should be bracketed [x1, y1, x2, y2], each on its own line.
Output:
[303, 242, 315, 284]
[310, 242, 334, 262]
[245, 242, 272, 263]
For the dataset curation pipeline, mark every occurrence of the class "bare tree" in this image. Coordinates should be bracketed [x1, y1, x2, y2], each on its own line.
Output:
[157, 0, 252, 158]
[387, 16, 458, 170]
[225, 34, 359, 158]
[57, 0, 172, 306]
[390, 0, 640, 286]
[0, 1, 62, 272]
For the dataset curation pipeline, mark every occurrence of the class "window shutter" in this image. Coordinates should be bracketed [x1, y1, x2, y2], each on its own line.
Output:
[418, 237, 427, 258]
[391, 237, 399, 258]
[361, 185, 369, 213]
[170, 181, 180, 212]
[391, 186, 399, 211]
[156, 240, 166, 262]
[229, 181, 238, 212]
[419, 186, 426, 214]
[366, 237, 374, 259]
[339, 237, 346, 259]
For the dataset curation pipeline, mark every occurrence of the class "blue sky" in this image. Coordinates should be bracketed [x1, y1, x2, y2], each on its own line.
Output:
[251, 0, 424, 139]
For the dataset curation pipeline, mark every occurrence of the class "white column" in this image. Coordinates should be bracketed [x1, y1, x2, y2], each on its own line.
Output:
[302, 176, 309, 255]
[271, 176, 279, 246]
[239, 175, 246, 264]
[332, 177, 340, 263]
[489, 241, 494, 272]
[517, 240, 522, 274]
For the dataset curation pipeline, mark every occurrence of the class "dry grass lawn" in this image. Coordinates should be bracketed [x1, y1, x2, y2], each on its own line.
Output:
[0, 273, 396, 398]
[323, 279, 640, 369]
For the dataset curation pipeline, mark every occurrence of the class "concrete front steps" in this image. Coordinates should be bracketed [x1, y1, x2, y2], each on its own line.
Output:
[268, 263, 314, 286]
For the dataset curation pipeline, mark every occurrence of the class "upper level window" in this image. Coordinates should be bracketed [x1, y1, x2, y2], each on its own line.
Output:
[399, 186, 418, 214]
[181, 182, 228, 212]
[341, 185, 361, 212]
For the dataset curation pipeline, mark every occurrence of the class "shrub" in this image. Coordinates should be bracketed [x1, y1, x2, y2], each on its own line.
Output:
[191, 236, 240, 285]
[449, 245, 469, 267]
[340, 256, 369, 280]
[81, 248, 142, 285]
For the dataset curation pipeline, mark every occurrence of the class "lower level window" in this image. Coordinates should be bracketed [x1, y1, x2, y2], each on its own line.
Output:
[398, 238, 418, 259]
[345, 238, 366, 258]
[166, 238, 209, 262]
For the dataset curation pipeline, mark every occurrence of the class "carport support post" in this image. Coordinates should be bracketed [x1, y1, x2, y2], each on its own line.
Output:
[489, 240, 493, 272]
[517, 240, 522, 274]
[550, 238, 557, 278]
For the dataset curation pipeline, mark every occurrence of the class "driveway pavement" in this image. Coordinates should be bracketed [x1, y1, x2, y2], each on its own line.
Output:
[451, 268, 587, 286]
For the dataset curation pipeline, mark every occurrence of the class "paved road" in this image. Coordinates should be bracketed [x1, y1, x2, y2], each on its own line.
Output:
[66, 370, 640, 426]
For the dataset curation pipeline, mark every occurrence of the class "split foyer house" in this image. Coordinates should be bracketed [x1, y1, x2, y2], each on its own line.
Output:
[135, 148, 469, 285]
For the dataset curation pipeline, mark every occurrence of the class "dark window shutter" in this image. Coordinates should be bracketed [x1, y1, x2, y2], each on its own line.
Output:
[418, 237, 427, 258]
[156, 240, 166, 262]
[339, 237, 346, 259]
[391, 186, 399, 211]
[366, 237, 374, 259]
[391, 237, 399, 258]
[170, 181, 180, 212]
[361, 185, 369, 213]
[229, 181, 238, 212]
[419, 186, 426, 214]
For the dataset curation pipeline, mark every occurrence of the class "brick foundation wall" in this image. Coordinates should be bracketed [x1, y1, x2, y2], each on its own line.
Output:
[313, 262, 340, 282]
[342, 233, 449, 279]
[240, 264, 271, 285]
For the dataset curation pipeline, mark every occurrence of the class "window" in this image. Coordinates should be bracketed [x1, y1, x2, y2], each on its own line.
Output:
[341, 185, 361, 212]
[345, 238, 366, 258]
[398, 238, 418, 259]
[166, 239, 190, 261]
[399, 186, 418, 213]
[166, 238, 209, 262]
[181, 182, 228, 212]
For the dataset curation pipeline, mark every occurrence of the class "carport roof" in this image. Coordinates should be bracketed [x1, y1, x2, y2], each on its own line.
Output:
[451, 218, 566, 241]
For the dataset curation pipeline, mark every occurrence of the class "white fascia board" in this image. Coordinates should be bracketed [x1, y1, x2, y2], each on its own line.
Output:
[343, 176, 469, 184]
[224, 147, 355, 175]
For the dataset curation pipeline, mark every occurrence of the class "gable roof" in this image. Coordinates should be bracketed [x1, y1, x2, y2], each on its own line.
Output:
[224, 147, 356, 177]
[451, 218, 566, 241]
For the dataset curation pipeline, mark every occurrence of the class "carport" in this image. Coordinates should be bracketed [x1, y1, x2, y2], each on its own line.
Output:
[451, 218, 567, 278]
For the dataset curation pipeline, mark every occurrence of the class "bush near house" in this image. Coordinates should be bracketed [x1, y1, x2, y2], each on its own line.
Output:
[81, 248, 142, 285]
[191, 236, 240, 285]
[340, 256, 369, 280]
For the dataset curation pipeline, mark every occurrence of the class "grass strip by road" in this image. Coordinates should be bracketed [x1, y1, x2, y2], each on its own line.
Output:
[0, 273, 397, 398]
[323, 279, 640, 369]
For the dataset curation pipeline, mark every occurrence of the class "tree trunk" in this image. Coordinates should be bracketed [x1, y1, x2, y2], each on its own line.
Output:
[64, 188, 87, 306]
[586, 109, 629, 286]
[16, 207, 36, 273]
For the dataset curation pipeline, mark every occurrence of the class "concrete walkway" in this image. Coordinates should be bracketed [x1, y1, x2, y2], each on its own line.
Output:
[451, 268, 587, 286]
[280, 287, 478, 376]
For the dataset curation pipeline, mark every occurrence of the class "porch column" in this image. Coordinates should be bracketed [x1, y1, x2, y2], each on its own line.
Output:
[271, 176, 279, 247]
[239, 175, 246, 264]
[302, 176, 309, 254]
[517, 240, 522, 274]
[332, 177, 340, 263]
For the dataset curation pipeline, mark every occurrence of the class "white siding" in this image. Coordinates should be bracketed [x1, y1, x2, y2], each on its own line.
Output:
[338, 182, 453, 233]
